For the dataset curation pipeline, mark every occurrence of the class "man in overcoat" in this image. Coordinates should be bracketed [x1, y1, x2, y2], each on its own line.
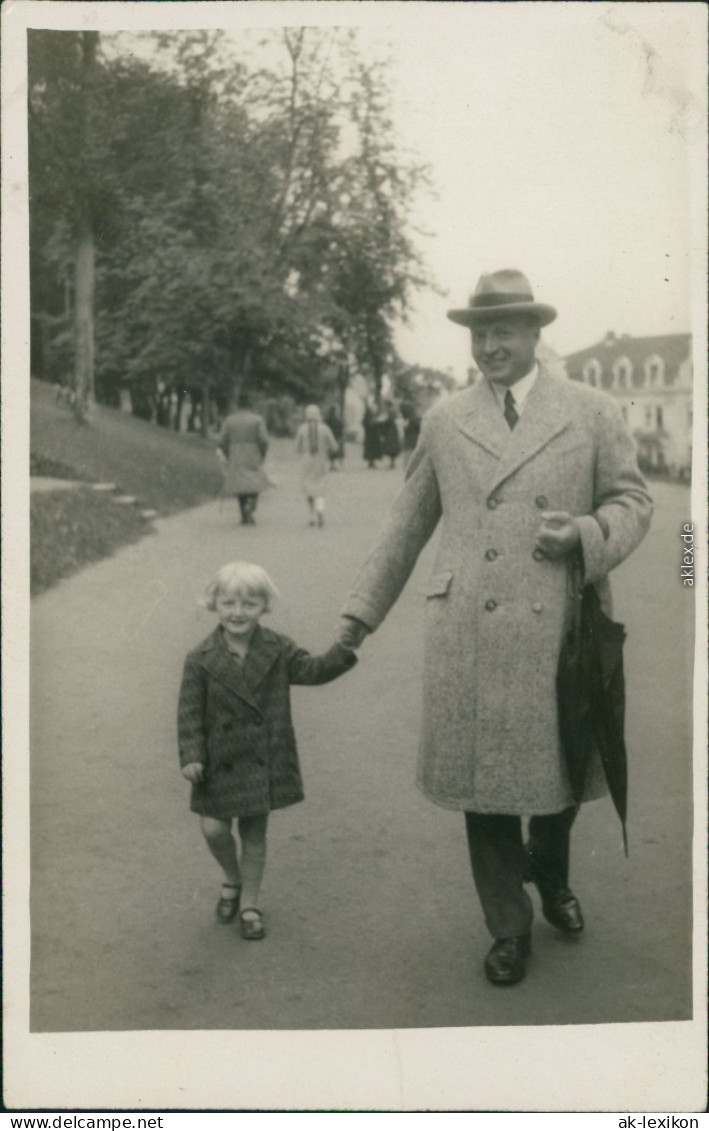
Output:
[339, 269, 652, 985]
[216, 392, 271, 525]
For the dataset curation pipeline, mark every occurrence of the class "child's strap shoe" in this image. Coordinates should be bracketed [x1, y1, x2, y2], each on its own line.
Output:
[215, 884, 241, 924]
[239, 908, 266, 940]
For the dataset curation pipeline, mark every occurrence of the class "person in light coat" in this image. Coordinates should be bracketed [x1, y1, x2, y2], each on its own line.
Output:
[339, 269, 652, 986]
[295, 405, 338, 527]
[216, 392, 271, 525]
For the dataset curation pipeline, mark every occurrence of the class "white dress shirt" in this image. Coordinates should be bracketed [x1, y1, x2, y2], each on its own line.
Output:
[489, 362, 539, 417]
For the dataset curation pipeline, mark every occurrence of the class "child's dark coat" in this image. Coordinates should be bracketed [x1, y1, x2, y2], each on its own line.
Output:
[178, 625, 357, 818]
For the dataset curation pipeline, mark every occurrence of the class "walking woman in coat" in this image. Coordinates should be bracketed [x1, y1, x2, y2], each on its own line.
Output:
[216, 392, 271, 525]
[295, 405, 338, 527]
[378, 403, 402, 469]
[362, 403, 382, 468]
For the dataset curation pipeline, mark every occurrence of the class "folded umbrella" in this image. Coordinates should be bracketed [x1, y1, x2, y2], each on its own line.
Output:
[557, 562, 629, 854]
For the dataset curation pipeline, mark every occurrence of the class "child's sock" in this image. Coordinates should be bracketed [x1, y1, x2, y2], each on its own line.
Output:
[240, 840, 267, 912]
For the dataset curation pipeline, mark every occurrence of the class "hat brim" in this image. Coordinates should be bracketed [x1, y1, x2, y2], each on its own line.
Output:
[447, 302, 557, 328]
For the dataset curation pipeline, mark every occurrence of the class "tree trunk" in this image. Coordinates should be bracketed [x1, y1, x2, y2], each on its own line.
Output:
[73, 204, 95, 421]
[72, 31, 99, 424]
[174, 388, 185, 431]
[201, 382, 211, 437]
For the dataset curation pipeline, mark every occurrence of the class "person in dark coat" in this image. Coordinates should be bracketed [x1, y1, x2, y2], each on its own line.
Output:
[216, 392, 271, 525]
[178, 561, 357, 940]
[400, 402, 422, 470]
[378, 403, 402, 469]
[362, 403, 382, 468]
[338, 269, 652, 986]
[324, 406, 344, 468]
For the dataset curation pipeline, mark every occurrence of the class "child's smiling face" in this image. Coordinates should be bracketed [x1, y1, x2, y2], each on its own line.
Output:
[215, 586, 267, 644]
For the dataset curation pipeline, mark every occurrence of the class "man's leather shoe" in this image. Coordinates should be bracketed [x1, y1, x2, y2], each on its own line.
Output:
[539, 888, 584, 934]
[484, 935, 531, 985]
[525, 849, 584, 935]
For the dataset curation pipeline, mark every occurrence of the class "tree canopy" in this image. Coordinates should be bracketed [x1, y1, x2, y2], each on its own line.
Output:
[29, 28, 433, 428]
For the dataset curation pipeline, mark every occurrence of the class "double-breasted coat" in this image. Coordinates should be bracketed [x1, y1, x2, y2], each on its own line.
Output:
[217, 410, 271, 496]
[342, 366, 653, 815]
[178, 625, 357, 819]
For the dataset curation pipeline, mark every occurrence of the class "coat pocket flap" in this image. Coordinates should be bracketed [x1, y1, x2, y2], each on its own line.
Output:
[425, 571, 454, 597]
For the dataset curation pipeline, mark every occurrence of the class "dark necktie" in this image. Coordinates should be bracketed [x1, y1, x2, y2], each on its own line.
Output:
[504, 389, 519, 430]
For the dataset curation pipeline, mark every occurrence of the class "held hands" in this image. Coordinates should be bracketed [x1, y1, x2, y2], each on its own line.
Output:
[337, 615, 370, 650]
[181, 762, 205, 784]
[535, 511, 581, 560]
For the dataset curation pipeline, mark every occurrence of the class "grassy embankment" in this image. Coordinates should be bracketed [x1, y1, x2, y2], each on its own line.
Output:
[30, 379, 223, 594]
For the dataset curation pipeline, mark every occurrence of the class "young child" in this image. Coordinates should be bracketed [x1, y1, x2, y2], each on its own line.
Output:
[178, 561, 357, 940]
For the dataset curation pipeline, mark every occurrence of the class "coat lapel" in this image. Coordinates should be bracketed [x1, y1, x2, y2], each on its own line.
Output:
[487, 367, 572, 494]
[200, 625, 280, 706]
[455, 379, 508, 459]
[243, 626, 282, 690]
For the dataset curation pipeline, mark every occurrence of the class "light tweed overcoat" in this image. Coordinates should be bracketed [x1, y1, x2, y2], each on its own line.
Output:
[342, 366, 652, 815]
[217, 410, 271, 496]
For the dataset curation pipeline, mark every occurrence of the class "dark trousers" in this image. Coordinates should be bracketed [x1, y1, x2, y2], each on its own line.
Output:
[237, 494, 257, 522]
[464, 807, 577, 939]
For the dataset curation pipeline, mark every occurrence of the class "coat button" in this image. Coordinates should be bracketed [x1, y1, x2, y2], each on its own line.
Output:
[485, 598, 497, 612]
[485, 548, 498, 561]
[532, 601, 543, 613]
[487, 496, 499, 510]
[535, 495, 549, 509]
[533, 548, 545, 561]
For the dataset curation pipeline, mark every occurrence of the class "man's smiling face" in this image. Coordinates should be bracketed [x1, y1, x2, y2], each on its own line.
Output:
[471, 315, 540, 386]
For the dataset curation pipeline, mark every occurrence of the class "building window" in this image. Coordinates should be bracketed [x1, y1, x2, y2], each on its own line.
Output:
[656, 406, 663, 429]
[644, 407, 654, 429]
[645, 354, 665, 388]
[613, 356, 632, 390]
[583, 359, 601, 387]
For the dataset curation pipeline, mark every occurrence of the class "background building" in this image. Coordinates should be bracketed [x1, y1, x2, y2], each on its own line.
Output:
[565, 332, 693, 478]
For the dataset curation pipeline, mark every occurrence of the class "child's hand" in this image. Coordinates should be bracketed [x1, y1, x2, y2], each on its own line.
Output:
[338, 616, 369, 650]
[181, 762, 205, 783]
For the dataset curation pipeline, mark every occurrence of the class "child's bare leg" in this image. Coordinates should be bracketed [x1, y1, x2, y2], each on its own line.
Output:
[238, 813, 268, 916]
[200, 816, 242, 890]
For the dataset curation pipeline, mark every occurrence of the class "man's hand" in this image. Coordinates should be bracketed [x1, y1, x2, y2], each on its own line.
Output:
[535, 511, 581, 560]
[181, 762, 205, 784]
[337, 616, 370, 650]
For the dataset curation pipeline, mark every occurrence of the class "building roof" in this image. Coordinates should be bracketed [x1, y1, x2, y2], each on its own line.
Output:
[565, 332, 691, 388]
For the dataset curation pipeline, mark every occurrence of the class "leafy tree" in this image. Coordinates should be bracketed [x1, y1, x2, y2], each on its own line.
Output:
[29, 28, 435, 430]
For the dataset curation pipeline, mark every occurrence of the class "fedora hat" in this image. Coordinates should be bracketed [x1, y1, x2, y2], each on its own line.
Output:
[447, 269, 557, 328]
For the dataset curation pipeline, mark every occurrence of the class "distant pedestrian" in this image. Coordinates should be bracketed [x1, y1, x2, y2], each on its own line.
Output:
[378, 403, 402, 469]
[400, 402, 422, 471]
[295, 405, 339, 527]
[362, 403, 382, 468]
[216, 392, 271, 526]
[324, 405, 344, 469]
[177, 561, 357, 940]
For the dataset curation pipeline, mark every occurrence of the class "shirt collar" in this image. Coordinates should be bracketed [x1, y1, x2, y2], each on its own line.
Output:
[489, 361, 539, 414]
